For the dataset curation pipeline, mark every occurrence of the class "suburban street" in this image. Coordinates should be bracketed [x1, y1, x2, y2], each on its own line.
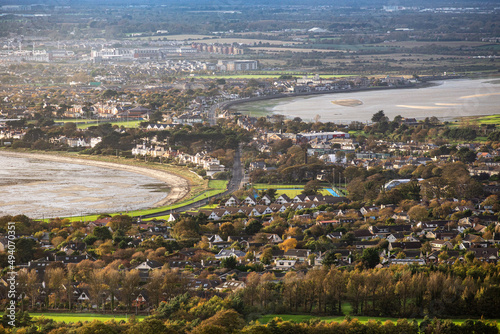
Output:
[141, 143, 245, 218]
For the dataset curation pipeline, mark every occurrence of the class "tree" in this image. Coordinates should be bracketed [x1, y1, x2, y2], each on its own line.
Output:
[279, 238, 297, 252]
[221, 256, 237, 269]
[121, 270, 140, 312]
[191, 309, 245, 334]
[45, 267, 66, 309]
[15, 238, 37, 264]
[127, 318, 172, 334]
[87, 269, 107, 311]
[108, 215, 133, 232]
[17, 269, 38, 311]
[103, 268, 121, 311]
[93, 226, 112, 241]
[361, 248, 380, 269]
[408, 205, 429, 222]
[371, 110, 388, 123]
[219, 222, 235, 240]
[260, 248, 273, 265]
[302, 180, 322, 195]
[456, 147, 476, 163]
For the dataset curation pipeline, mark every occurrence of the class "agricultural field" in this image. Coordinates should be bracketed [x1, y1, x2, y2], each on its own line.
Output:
[30, 313, 145, 323]
[378, 40, 493, 49]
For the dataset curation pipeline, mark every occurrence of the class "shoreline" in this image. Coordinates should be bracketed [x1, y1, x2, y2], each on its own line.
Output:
[222, 80, 443, 115]
[0, 151, 190, 210]
[226, 77, 499, 122]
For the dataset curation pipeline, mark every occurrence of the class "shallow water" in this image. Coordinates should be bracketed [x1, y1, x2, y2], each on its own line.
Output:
[233, 78, 500, 123]
[0, 154, 169, 218]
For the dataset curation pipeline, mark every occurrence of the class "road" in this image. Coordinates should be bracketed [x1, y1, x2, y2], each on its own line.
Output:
[141, 144, 245, 219]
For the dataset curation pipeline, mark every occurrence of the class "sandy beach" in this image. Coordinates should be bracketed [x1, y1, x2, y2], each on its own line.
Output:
[0, 151, 190, 208]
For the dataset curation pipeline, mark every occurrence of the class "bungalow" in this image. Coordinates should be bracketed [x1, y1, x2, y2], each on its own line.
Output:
[256, 249, 285, 262]
[54, 254, 90, 264]
[317, 220, 339, 227]
[468, 248, 498, 262]
[389, 258, 426, 266]
[284, 249, 310, 261]
[134, 259, 163, 271]
[326, 232, 343, 240]
[354, 241, 379, 249]
[215, 280, 246, 292]
[417, 221, 452, 231]
[274, 259, 297, 270]
[353, 229, 375, 240]
[430, 240, 453, 251]
[388, 241, 422, 251]
[267, 234, 283, 244]
[186, 278, 219, 290]
[215, 248, 246, 259]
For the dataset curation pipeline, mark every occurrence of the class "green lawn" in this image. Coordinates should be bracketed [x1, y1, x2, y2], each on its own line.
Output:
[104, 180, 228, 218]
[252, 183, 336, 198]
[30, 313, 145, 323]
[457, 114, 500, 127]
[54, 119, 142, 129]
[258, 314, 500, 327]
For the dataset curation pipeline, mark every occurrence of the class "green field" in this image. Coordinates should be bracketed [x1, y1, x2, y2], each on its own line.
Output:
[252, 183, 339, 198]
[30, 313, 145, 323]
[258, 314, 500, 327]
[470, 114, 500, 126]
[55, 119, 142, 129]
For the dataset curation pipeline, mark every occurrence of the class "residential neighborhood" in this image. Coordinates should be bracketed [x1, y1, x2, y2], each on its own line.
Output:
[0, 0, 500, 333]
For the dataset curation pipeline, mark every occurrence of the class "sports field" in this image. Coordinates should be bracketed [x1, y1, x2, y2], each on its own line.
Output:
[55, 119, 142, 129]
[30, 313, 145, 323]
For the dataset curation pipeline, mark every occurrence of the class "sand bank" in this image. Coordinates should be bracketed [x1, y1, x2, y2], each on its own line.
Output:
[0, 151, 190, 208]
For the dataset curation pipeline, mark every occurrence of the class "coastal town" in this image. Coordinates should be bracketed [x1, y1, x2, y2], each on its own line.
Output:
[0, 0, 500, 333]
